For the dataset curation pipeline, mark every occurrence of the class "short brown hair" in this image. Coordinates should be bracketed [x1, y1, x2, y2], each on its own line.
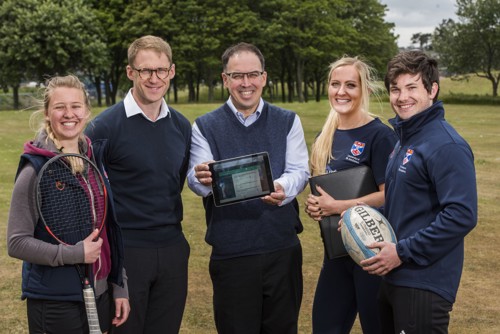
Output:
[221, 42, 265, 72]
[384, 50, 440, 102]
[128, 35, 173, 66]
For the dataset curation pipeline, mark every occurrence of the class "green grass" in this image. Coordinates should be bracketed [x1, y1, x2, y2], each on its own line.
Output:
[1, 100, 500, 333]
[441, 74, 495, 95]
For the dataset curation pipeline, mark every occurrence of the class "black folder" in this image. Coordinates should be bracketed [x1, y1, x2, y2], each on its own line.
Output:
[309, 165, 378, 259]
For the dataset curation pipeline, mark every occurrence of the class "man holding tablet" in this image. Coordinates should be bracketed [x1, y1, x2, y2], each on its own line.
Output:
[187, 42, 309, 333]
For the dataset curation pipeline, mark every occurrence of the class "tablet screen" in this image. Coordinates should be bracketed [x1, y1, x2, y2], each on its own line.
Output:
[209, 152, 274, 206]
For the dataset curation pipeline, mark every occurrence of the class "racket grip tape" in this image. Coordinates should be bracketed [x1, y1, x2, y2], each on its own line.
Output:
[83, 285, 102, 334]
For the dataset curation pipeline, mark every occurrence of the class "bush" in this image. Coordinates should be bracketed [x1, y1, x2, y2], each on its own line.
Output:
[440, 93, 500, 105]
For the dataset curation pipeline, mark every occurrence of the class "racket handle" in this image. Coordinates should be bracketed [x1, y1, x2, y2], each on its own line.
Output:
[83, 285, 102, 334]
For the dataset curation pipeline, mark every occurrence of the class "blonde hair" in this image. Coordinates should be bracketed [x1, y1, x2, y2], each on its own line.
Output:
[31, 74, 91, 150]
[128, 35, 173, 66]
[310, 56, 381, 176]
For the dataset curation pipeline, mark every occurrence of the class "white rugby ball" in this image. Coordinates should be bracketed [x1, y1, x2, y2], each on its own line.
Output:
[341, 205, 397, 266]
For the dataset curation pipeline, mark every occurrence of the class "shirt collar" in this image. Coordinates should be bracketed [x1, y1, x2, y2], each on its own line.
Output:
[226, 97, 264, 120]
[124, 89, 171, 122]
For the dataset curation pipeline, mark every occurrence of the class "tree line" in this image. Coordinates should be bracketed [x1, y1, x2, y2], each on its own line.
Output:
[409, 0, 499, 98]
[433, 0, 499, 97]
[1, 0, 498, 110]
[0, 0, 398, 109]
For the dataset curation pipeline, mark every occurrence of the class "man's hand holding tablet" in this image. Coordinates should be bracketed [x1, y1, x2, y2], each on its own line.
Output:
[207, 152, 275, 207]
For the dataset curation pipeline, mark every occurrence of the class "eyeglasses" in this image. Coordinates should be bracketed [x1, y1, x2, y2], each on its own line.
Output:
[224, 71, 264, 81]
[132, 65, 173, 80]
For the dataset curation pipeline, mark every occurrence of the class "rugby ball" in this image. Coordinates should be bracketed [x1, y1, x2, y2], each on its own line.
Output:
[341, 205, 397, 266]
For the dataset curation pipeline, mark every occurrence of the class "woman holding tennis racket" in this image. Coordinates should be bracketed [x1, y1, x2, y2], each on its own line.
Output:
[7, 75, 129, 333]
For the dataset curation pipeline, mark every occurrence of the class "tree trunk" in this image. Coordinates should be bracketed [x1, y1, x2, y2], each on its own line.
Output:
[287, 78, 294, 103]
[196, 78, 200, 102]
[94, 76, 103, 107]
[287, 66, 294, 103]
[108, 62, 123, 106]
[315, 77, 322, 102]
[104, 76, 112, 106]
[267, 78, 274, 103]
[186, 72, 196, 102]
[173, 76, 178, 103]
[12, 85, 20, 110]
[296, 59, 304, 103]
[303, 81, 308, 103]
[280, 77, 286, 103]
[207, 68, 214, 102]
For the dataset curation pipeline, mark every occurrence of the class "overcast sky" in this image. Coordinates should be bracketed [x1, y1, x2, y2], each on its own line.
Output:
[379, 0, 458, 48]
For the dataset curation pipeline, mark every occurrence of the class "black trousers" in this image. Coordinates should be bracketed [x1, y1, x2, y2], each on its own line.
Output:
[312, 255, 382, 334]
[209, 243, 303, 334]
[112, 235, 190, 334]
[378, 281, 453, 334]
[27, 298, 88, 334]
[27, 288, 112, 334]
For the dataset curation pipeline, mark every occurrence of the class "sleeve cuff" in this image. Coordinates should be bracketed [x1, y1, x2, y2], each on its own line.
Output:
[396, 241, 406, 263]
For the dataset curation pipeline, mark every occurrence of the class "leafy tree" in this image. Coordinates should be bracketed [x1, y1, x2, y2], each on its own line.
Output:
[0, 0, 32, 109]
[411, 33, 432, 50]
[0, 0, 400, 107]
[340, 0, 398, 82]
[0, 0, 108, 109]
[87, 0, 129, 106]
[259, 0, 397, 103]
[433, 0, 500, 96]
[260, 0, 352, 102]
[89, 0, 154, 106]
[169, 0, 260, 102]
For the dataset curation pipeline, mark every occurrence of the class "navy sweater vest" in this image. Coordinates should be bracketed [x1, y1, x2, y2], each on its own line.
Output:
[196, 102, 302, 259]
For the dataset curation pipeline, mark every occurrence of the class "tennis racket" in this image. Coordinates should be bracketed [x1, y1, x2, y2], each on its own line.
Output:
[35, 153, 107, 334]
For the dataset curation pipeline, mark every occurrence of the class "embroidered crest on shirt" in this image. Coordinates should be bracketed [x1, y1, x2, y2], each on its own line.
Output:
[403, 149, 413, 165]
[350, 141, 365, 156]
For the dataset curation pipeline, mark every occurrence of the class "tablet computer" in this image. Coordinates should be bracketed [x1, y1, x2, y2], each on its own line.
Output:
[209, 152, 274, 206]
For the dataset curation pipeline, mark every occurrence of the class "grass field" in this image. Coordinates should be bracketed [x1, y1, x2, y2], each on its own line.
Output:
[1, 96, 500, 333]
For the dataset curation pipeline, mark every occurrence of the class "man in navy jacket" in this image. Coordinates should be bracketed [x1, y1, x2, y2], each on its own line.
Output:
[360, 50, 477, 333]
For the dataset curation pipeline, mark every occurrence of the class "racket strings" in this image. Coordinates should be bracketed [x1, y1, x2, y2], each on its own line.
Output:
[85, 167, 107, 230]
[37, 156, 107, 246]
